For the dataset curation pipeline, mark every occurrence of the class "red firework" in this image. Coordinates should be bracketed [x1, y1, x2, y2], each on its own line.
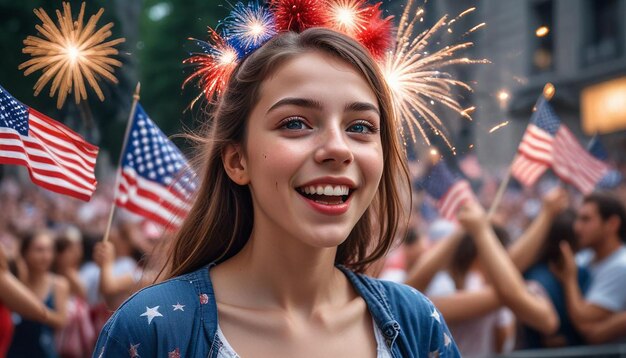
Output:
[356, 3, 394, 60]
[270, 0, 329, 32]
[182, 28, 239, 106]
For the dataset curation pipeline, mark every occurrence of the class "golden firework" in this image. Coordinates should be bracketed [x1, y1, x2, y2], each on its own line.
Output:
[19, 2, 125, 108]
[383, 0, 489, 151]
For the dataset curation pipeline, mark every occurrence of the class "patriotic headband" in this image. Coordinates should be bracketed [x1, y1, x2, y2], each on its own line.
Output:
[183, 0, 487, 148]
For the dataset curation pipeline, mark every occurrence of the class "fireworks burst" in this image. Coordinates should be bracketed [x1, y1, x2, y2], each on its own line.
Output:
[19, 2, 125, 109]
[489, 121, 510, 133]
[182, 28, 239, 107]
[327, 0, 370, 36]
[270, 0, 329, 32]
[356, 3, 394, 60]
[223, 2, 277, 55]
[382, 0, 488, 149]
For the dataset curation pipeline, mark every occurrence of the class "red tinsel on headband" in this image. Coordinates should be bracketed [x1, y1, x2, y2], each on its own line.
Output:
[357, 3, 394, 61]
[270, 0, 330, 32]
[185, 0, 394, 105]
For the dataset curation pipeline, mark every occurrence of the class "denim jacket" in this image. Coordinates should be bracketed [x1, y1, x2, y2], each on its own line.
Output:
[94, 265, 460, 357]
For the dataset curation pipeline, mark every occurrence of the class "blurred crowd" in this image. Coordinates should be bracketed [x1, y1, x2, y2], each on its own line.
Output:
[380, 161, 626, 357]
[1, 161, 626, 357]
[0, 173, 167, 357]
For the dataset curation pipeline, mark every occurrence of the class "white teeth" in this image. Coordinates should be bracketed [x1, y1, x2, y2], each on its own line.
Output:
[299, 185, 350, 196]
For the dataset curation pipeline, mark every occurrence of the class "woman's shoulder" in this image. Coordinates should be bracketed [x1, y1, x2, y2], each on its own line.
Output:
[344, 270, 436, 313]
[94, 267, 216, 357]
[355, 274, 460, 357]
[364, 275, 439, 316]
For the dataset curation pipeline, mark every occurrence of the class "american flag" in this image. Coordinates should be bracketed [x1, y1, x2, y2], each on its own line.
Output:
[419, 160, 476, 221]
[0, 85, 98, 201]
[511, 97, 609, 194]
[458, 153, 482, 180]
[115, 104, 196, 228]
[587, 136, 622, 189]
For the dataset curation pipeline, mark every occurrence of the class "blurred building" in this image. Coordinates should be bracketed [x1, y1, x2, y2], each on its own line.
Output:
[476, 0, 626, 171]
[420, 0, 626, 172]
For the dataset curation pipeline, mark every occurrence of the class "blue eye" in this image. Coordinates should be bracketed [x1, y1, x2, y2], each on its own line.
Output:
[281, 117, 308, 130]
[347, 121, 376, 134]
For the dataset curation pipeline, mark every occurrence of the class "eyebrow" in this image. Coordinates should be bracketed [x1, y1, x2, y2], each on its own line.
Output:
[344, 102, 380, 116]
[267, 97, 380, 116]
[267, 98, 323, 114]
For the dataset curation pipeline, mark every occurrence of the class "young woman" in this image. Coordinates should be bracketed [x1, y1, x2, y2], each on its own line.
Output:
[94, 28, 459, 357]
[8, 231, 69, 358]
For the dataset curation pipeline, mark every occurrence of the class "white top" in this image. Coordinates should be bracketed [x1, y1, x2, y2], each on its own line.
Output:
[79, 257, 139, 306]
[426, 271, 514, 357]
[215, 318, 393, 358]
[579, 245, 626, 312]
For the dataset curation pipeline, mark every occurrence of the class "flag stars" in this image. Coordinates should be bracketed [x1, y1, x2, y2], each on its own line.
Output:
[140, 305, 163, 324]
[129, 343, 140, 357]
[431, 309, 441, 324]
[172, 303, 185, 311]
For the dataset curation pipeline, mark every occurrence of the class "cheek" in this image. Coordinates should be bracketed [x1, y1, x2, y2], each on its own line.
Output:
[247, 139, 307, 182]
[357, 145, 384, 182]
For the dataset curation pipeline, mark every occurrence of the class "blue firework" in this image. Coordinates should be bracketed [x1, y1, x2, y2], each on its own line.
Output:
[223, 2, 277, 56]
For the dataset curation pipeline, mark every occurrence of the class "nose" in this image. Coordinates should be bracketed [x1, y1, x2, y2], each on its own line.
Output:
[314, 126, 353, 166]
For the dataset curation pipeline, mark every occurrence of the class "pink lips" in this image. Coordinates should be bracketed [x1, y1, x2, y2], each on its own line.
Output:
[296, 176, 356, 216]
[300, 193, 352, 215]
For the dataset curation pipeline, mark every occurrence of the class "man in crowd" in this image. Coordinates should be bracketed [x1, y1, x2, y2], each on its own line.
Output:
[554, 193, 626, 344]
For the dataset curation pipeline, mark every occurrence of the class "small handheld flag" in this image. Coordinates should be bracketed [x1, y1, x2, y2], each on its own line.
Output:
[115, 104, 196, 228]
[512, 97, 609, 194]
[419, 160, 476, 221]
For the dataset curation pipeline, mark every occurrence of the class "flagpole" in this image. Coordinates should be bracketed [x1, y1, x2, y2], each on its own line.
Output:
[487, 83, 555, 219]
[103, 82, 141, 242]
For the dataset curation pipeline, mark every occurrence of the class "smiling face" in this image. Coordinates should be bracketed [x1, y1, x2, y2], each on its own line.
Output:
[234, 51, 384, 249]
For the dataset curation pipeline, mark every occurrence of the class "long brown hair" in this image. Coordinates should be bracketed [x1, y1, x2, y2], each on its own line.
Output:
[167, 28, 410, 278]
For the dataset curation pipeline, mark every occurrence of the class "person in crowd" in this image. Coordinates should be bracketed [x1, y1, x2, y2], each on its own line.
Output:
[92, 235, 142, 310]
[53, 227, 95, 358]
[552, 193, 626, 344]
[8, 230, 69, 358]
[406, 188, 568, 356]
[79, 223, 140, 331]
[520, 209, 591, 348]
[94, 28, 459, 357]
[378, 228, 426, 283]
[0, 244, 54, 357]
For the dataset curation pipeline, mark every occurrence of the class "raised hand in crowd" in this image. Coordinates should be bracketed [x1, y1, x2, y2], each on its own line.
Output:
[0, 245, 50, 323]
[550, 194, 626, 344]
[457, 202, 560, 335]
[507, 187, 569, 272]
[93, 240, 140, 310]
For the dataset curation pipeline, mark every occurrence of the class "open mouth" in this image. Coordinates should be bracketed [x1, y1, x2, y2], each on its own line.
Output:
[296, 184, 355, 205]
